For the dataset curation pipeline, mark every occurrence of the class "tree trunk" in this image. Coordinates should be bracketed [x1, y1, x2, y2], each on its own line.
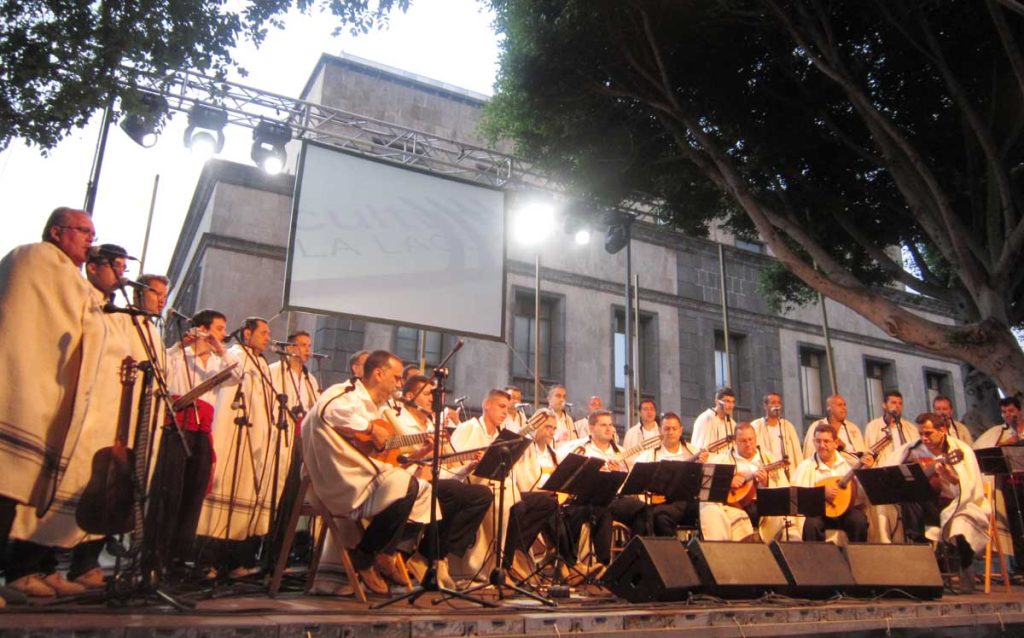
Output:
[962, 364, 1002, 435]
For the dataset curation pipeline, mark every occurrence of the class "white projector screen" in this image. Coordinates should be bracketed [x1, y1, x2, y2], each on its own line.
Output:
[285, 142, 506, 340]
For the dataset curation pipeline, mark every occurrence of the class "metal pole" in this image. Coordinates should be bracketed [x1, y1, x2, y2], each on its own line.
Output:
[83, 99, 115, 214]
[418, 329, 427, 372]
[138, 174, 160, 272]
[718, 244, 733, 387]
[534, 253, 542, 410]
[624, 224, 635, 429]
[633, 273, 641, 412]
[819, 292, 839, 395]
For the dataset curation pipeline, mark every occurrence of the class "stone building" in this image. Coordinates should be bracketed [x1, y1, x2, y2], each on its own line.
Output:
[166, 52, 969, 437]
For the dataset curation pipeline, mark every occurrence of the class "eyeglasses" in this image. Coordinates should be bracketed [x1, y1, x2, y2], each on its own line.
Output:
[59, 225, 97, 239]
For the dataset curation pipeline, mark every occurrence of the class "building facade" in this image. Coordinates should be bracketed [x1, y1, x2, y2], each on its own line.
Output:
[165, 53, 969, 438]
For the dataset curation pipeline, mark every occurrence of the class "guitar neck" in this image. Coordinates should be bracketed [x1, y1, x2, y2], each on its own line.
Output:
[115, 358, 138, 446]
[385, 431, 431, 450]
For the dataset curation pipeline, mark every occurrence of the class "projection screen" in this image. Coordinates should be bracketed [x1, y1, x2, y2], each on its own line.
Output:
[284, 142, 506, 340]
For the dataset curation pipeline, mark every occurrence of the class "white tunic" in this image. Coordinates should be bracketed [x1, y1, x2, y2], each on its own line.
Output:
[622, 422, 661, 466]
[802, 419, 867, 459]
[268, 361, 321, 417]
[699, 447, 789, 542]
[864, 416, 919, 462]
[751, 416, 803, 476]
[691, 408, 734, 450]
[553, 410, 582, 444]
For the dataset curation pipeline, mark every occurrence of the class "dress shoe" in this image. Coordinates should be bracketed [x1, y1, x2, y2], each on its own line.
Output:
[374, 553, 408, 587]
[43, 572, 86, 597]
[435, 558, 457, 590]
[356, 565, 389, 595]
[228, 566, 260, 579]
[72, 567, 106, 590]
[7, 573, 56, 597]
[0, 586, 27, 605]
[405, 553, 427, 585]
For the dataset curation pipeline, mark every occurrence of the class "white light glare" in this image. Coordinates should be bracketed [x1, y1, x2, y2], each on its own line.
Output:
[514, 202, 556, 245]
[189, 131, 217, 161]
[261, 155, 284, 176]
[574, 228, 591, 245]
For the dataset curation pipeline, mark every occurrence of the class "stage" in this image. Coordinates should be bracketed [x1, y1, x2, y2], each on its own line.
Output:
[2, 580, 1023, 638]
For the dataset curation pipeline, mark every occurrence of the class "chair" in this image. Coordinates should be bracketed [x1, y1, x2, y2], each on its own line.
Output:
[984, 481, 1012, 594]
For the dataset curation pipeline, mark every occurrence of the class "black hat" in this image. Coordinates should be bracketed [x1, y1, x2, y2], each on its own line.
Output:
[88, 243, 138, 263]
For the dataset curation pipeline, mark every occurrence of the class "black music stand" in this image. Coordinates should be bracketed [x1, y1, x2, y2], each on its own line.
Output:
[458, 432, 553, 605]
[758, 486, 826, 541]
[620, 461, 661, 497]
[853, 465, 935, 504]
[555, 459, 627, 584]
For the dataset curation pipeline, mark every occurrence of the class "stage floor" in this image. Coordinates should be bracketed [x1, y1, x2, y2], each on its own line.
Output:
[2, 578, 1024, 638]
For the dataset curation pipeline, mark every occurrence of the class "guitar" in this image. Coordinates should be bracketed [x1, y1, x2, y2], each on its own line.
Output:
[616, 435, 662, 463]
[816, 433, 891, 518]
[77, 357, 137, 535]
[916, 449, 965, 493]
[726, 457, 789, 508]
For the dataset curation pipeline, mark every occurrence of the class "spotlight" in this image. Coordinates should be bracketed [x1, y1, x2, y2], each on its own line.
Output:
[251, 119, 292, 175]
[513, 202, 556, 245]
[563, 204, 592, 246]
[119, 93, 166, 148]
[574, 228, 592, 245]
[605, 222, 630, 254]
[183, 104, 227, 158]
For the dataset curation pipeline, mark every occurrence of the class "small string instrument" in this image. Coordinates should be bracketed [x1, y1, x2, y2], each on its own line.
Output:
[726, 458, 789, 508]
[915, 449, 965, 493]
[815, 433, 891, 518]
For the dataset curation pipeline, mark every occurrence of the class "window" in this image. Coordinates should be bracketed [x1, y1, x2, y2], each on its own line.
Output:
[864, 358, 896, 414]
[734, 238, 766, 254]
[613, 309, 658, 409]
[511, 290, 562, 402]
[714, 331, 743, 390]
[924, 369, 953, 410]
[799, 347, 828, 421]
[394, 326, 445, 368]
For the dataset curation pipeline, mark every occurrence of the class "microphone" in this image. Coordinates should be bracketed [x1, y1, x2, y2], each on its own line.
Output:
[271, 339, 296, 347]
[118, 277, 154, 292]
[271, 347, 293, 357]
[310, 352, 330, 360]
[453, 395, 467, 405]
[770, 406, 781, 415]
[103, 303, 158, 318]
[166, 307, 193, 324]
[451, 339, 465, 354]
[515, 402, 532, 409]
[565, 402, 574, 409]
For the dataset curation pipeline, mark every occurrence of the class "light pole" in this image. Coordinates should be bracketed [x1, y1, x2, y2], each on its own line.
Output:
[513, 201, 556, 409]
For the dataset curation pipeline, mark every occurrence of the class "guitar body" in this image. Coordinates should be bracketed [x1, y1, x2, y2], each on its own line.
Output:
[816, 476, 855, 518]
[77, 443, 134, 535]
[727, 481, 756, 509]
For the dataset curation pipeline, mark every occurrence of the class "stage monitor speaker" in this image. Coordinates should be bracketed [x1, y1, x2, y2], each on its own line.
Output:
[769, 541, 855, 598]
[843, 543, 943, 599]
[602, 537, 700, 603]
[686, 539, 788, 598]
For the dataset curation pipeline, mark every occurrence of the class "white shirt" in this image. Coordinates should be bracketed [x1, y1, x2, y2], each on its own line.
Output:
[691, 408, 734, 450]
[803, 418, 866, 458]
[165, 343, 241, 406]
[634, 440, 698, 463]
[623, 421, 660, 455]
[269, 361, 321, 415]
[552, 409, 581, 444]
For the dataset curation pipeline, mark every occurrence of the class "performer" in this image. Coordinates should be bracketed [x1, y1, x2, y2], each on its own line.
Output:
[303, 351, 432, 595]
[268, 331, 320, 422]
[149, 308, 241, 579]
[974, 397, 1024, 562]
[503, 385, 527, 433]
[632, 412, 708, 537]
[621, 399, 660, 467]
[195, 316, 289, 578]
[802, 394, 867, 459]
[751, 392, 802, 476]
[932, 395, 974, 445]
[549, 385, 579, 444]
[691, 387, 736, 450]
[864, 390, 918, 456]
[573, 395, 603, 438]
[561, 410, 645, 571]
[6, 244, 133, 597]
[791, 423, 871, 542]
[393, 375, 492, 587]
[888, 413, 989, 568]
[700, 422, 789, 542]
[447, 388, 519, 578]
[348, 350, 370, 381]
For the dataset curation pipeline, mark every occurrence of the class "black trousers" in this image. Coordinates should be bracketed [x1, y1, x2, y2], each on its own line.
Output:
[350, 476, 419, 569]
[5, 538, 106, 581]
[645, 499, 700, 537]
[565, 496, 647, 565]
[146, 429, 214, 571]
[802, 507, 869, 542]
[1000, 478, 1024, 563]
[424, 479, 492, 560]
[0, 495, 15, 574]
[503, 491, 560, 567]
[900, 498, 943, 544]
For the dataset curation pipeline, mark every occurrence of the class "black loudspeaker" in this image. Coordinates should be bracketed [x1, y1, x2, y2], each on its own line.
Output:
[842, 543, 944, 599]
[686, 539, 788, 598]
[602, 537, 700, 602]
[769, 541, 855, 598]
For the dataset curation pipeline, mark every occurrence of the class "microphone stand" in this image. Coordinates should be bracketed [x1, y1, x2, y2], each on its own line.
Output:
[373, 340, 494, 609]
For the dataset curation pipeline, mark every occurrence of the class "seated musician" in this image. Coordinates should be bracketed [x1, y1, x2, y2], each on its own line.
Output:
[504, 408, 573, 572]
[700, 422, 789, 541]
[632, 412, 708, 537]
[887, 412, 989, 569]
[302, 350, 433, 595]
[393, 375, 493, 586]
[561, 410, 646, 570]
[791, 423, 871, 542]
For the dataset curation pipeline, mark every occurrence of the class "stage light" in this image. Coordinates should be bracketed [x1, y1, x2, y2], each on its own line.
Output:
[513, 202, 556, 245]
[119, 93, 166, 148]
[183, 104, 227, 158]
[251, 119, 292, 175]
[574, 228, 592, 245]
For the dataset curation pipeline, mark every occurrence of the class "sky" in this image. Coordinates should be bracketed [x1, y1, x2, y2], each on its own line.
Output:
[0, 0, 500, 276]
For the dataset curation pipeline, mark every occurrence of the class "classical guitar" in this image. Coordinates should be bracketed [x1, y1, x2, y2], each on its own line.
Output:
[726, 457, 789, 509]
[77, 357, 137, 535]
[916, 449, 965, 493]
[815, 433, 892, 518]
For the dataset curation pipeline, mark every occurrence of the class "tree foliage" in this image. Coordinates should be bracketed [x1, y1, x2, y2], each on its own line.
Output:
[483, 0, 1024, 395]
[0, 0, 408, 150]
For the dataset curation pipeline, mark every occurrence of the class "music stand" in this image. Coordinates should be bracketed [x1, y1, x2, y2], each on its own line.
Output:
[759, 486, 826, 542]
[853, 465, 935, 505]
[620, 461, 661, 497]
[975, 447, 1024, 476]
[457, 432, 552, 605]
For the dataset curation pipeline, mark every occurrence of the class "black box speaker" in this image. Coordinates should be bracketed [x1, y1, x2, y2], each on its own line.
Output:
[842, 543, 943, 599]
[602, 536, 700, 602]
[769, 541, 855, 598]
[686, 538, 788, 598]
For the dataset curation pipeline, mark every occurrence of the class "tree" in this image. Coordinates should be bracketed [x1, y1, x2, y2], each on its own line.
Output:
[482, 0, 1024, 401]
[0, 0, 407, 151]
